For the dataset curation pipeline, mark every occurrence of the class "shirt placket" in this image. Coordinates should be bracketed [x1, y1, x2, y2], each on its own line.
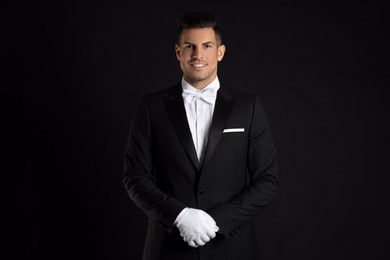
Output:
[195, 97, 201, 160]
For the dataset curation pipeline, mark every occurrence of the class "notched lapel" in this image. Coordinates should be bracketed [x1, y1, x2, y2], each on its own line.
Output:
[164, 85, 200, 170]
[203, 88, 234, 168]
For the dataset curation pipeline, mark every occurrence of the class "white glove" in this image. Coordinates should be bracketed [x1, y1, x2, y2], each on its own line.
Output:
[174, 207, 219, 248]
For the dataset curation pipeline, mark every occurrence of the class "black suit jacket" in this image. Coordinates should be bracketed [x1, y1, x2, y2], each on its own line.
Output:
[123, 82, 279, 260]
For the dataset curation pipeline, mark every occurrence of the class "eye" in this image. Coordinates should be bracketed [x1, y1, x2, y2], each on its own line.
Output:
[184, 44, 194, 49]
[205, 44, 213, 48]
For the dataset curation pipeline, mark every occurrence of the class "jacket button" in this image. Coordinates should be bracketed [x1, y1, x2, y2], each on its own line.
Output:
[230, 228, 241, 236]
[198, 187, 206, 194]
[157, 221, 167, 228]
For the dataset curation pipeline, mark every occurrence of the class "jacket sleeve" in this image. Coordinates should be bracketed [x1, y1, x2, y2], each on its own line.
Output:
[208, 96, 280, 239]
[122, 96, 186, 233]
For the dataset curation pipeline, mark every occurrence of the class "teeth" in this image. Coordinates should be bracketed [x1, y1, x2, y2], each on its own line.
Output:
[192, 63, 205, 67]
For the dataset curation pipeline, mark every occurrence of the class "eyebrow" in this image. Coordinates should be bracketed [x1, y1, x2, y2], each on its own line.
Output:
[183, 41, 215, 45]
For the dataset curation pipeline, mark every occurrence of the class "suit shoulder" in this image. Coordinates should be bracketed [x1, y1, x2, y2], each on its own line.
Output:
[225, 87, 259, 102]
[142, 84, 180, 102]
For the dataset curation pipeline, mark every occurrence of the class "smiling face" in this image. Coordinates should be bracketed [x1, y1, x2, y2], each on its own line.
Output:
[175, 28, 226, 90]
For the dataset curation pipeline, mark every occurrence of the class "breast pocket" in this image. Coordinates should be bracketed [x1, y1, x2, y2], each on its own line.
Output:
[221, 128, 247, 142]
[223, 128, 245, 133]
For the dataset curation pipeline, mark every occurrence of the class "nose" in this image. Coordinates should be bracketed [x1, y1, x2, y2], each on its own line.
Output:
[192, 48, 202, 60]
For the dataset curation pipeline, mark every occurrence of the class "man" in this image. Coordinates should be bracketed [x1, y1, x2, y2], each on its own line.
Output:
[123, 10, 279, 260]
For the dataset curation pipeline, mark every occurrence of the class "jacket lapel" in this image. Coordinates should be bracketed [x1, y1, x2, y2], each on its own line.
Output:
[164, 84, 200, 170]
[202, 87, 234, 168]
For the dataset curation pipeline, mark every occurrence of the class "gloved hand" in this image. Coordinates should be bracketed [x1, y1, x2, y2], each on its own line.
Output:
[174, 207, 219, 248]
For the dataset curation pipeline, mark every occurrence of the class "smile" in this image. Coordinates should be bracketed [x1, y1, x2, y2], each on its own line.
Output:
[190, 63, 206, 68]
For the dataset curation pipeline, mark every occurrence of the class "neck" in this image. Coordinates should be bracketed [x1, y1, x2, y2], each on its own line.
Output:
[183, 76, 217, 90]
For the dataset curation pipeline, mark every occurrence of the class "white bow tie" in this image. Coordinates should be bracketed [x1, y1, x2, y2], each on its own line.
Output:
[182, 88, 217, 104]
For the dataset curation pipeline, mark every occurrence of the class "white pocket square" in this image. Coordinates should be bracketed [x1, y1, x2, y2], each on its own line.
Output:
[223, 128, 245, 133]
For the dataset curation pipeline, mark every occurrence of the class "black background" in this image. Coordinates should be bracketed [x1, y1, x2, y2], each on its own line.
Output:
[13, 1, 389, 259]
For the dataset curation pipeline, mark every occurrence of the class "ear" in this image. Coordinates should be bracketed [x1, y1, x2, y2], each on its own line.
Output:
[175, 44, 181, 61]
[217, 44, 226, 62]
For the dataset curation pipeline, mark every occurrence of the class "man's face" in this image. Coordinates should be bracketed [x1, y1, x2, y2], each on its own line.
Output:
[175, 28, 225, 90]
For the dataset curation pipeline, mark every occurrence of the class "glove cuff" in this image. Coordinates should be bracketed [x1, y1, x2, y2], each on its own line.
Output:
[173, 207, 189, 226]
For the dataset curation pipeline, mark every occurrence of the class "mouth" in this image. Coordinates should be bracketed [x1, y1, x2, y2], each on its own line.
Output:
[190, 62, 206, 68]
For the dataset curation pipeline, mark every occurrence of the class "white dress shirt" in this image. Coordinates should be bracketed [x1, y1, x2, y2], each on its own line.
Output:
[181, 77, 220, 162]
